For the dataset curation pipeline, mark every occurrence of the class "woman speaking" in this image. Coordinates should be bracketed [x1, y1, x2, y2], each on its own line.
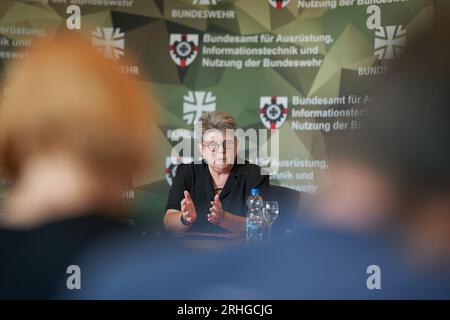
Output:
[164, 111, 269, 235]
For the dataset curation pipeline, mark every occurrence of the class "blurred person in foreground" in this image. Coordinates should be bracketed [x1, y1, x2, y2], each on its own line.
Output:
[0, 34, 153, 299]
[73, 19, 449, 299]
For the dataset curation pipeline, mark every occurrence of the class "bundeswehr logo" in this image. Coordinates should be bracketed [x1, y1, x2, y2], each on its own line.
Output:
[193, 0, 219, 4]
[169, 33, 199, 68]
[260, 96, 288, 129]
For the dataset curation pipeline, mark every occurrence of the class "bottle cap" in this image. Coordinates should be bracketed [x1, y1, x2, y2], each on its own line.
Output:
[250, 188, 259, 196]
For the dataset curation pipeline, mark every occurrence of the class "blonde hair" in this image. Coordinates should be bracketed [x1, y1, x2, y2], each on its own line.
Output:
[0, 34, 153, 179]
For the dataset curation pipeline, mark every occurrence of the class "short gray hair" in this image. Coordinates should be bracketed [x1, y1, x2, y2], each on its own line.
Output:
[197, 111, 237, 132]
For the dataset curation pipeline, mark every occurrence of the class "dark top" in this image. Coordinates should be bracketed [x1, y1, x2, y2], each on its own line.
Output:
[0, 212, 128, 299]
[165, 160, 270, 233]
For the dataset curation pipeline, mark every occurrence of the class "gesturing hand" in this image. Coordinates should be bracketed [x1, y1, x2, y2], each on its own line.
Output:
[208, 194, 225, 225]
[180, 190, 197, 225]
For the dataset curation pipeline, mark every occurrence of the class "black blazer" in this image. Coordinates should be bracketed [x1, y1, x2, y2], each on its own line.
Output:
[165, 161, 270, 233]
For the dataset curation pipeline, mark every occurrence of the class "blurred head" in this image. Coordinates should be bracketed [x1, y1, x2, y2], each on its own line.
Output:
[310, 157, 397, 233]
[359, 22, 450, 264]
[0, 34, 154, 223]
[197, 111, 237, 173]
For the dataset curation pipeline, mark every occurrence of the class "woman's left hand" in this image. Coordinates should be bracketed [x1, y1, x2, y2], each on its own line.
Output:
[208, 194, 225, 225]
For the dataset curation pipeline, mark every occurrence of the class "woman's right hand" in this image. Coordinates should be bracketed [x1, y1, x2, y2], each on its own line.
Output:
[181, 190, 197, 224]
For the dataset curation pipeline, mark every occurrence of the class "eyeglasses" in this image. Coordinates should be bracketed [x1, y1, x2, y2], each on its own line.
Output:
[203, 140, 235, 152]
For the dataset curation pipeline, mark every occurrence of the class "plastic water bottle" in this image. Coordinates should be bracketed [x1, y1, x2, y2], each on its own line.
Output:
[246, 188, 265, 243]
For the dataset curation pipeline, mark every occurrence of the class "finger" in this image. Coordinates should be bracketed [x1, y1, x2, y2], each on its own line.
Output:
[211, 212, 220, 221]
[181, 198, 186, 206]
[210, 201, 220, 210]
[184, 190, 191, 201]
[184, 205, 193, 215]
